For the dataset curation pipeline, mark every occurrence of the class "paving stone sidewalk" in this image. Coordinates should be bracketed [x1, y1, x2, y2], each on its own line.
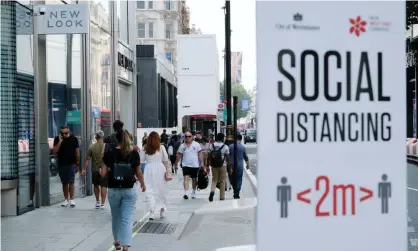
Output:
[1, 169, 256, 251]
[1, 187, 148, 251]
[93, 170, 257, 251]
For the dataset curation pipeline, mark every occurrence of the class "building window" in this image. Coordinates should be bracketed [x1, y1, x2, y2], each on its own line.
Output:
[165, 23, 172, 39]
[148, 22, 154, 38]
[166, 52, 173, 62]
[137, 1, 145, 9]
[137, 22, 146, 38]
[164, 0, 172, 10]
[148, 0, 154, 9]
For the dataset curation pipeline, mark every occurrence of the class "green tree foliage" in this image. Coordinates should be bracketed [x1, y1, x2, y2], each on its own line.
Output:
[407, 1, 418, 30]
[220, 81, 251, 120]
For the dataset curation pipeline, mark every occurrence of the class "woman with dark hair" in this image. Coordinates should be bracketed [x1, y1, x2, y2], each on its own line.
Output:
[140, 131, 171, 220]
[101, 127, 146, 251]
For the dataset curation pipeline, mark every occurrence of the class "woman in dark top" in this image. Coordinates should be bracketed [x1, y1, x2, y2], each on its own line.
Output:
[101, 128, 146, 251]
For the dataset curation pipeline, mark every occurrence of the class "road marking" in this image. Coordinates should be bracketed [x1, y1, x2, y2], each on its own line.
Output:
[107, 213, 149, 251]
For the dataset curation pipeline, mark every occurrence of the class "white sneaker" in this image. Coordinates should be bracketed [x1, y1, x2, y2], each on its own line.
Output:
[100, 204, 105, 209]
[191, 191, 196, 199]
[61, 200, 69, 207]
[69, 200, 75, 208]
[95, 201, 101, 209]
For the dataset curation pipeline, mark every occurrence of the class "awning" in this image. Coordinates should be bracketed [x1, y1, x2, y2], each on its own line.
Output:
[189, 114, 217, 119]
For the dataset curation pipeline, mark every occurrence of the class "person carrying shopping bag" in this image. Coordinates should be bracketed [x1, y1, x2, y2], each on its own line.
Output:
[139, 131, 171, 220]
[101, 127, 146, 251]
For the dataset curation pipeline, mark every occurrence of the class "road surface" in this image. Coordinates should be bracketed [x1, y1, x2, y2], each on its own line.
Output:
[408, 163, 418, 250]
[243, 143, 257, 175]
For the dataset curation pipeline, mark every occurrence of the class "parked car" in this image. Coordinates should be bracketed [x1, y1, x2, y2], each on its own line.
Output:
[244, 129, 257, 144]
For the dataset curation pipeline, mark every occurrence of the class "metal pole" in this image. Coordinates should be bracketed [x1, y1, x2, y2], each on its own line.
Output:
[225, 0, 233, 143]
[412, 25, 418, 140]
[33, 4, 50, 207]
[233, 96, 238, 193]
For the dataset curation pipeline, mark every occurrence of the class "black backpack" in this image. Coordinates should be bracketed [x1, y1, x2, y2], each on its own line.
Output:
[197, 169, 209, 190]
[172, 141, 181, 156]
[108, 149, 136, 188]
[209, 144, 226, 167]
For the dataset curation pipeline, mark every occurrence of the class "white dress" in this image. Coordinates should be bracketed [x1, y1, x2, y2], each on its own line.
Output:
[140, 145, 169, 213]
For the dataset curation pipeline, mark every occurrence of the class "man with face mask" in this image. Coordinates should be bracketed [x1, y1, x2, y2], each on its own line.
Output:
[53, 126, 80, 207]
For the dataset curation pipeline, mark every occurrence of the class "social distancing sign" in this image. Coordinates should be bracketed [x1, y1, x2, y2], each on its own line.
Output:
[256, 2, 406, 251]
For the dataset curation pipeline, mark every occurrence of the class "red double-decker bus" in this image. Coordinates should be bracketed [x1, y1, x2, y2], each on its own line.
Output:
[101, 108, 111, 136]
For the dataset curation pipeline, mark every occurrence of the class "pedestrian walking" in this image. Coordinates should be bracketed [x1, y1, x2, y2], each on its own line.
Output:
[142, 132, 148, 146]
[168, 134, 181, 174]
[82, 130, 108, 209]
[101, 127, 145, 251]
[228, 134, 250, 199]
[52, 126, 80, 208]
[208, 133, 230, 202]
[105, 120, 136, 150]
[140, 132, 171, 220]
[175, 130, 205, 199]
[200, 136, 211, 171]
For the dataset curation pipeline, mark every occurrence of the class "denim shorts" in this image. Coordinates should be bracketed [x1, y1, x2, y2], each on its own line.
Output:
[58, 164, 75, 184]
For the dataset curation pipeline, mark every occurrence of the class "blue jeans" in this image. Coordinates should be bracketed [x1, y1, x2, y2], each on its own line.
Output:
[108, 187, 137, 246]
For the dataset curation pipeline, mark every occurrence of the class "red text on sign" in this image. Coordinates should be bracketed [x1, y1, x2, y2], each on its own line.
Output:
[315, 176, 356, 217]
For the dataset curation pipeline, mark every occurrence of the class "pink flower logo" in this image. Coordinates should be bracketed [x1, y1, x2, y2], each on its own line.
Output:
[349, 16, 367, 37]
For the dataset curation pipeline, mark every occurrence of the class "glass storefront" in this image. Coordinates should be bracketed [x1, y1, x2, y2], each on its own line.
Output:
[116, 0, 129, 44]
[1, 0, 136, 215]
[90, 15, 112, 138]
[45, 34, 84, 204]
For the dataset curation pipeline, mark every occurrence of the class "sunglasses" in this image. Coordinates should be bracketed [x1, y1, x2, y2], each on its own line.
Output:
[60, 132, 69, 136]
[185, 135, 192, 138]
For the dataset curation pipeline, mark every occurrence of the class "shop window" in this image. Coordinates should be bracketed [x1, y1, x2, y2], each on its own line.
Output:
[17, 74, 36, 214]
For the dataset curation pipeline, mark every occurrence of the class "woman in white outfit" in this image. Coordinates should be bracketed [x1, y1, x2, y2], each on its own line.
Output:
[139, 131, 170, 220]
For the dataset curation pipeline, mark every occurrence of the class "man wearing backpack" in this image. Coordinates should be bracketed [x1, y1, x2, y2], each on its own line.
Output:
[208, 133, 230, 202]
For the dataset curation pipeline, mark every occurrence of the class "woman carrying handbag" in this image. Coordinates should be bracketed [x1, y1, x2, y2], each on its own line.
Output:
[139, 131, 171, 220]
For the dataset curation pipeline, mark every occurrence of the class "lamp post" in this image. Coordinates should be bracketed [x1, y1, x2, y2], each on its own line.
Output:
[224, 0, 233, 144]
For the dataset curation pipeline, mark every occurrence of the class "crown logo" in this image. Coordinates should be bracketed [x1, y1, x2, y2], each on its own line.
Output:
[293, 13, 302, 21]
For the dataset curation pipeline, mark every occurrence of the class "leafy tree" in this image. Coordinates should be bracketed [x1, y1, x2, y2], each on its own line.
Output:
[220, 81, 251, 120]
[407, 1, 418, 30]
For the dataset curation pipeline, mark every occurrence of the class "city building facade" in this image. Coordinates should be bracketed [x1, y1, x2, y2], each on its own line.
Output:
[135, 0, 189, 71]
[0, 0, 137, 216]
[136, 44, 178, 128]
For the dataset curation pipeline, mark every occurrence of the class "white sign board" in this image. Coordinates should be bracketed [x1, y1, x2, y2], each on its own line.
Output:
[256, 2, 405, 251]
[38, 4, 89, 34]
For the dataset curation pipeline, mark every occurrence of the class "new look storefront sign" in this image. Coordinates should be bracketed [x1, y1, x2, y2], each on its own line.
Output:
[38, 4, 89, 35]
[256, 2, 405, 251]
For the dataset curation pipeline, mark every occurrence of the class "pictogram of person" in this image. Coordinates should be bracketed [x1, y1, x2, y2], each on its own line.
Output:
[378, 174, 391, 214]
[277, 177, 291, 218]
